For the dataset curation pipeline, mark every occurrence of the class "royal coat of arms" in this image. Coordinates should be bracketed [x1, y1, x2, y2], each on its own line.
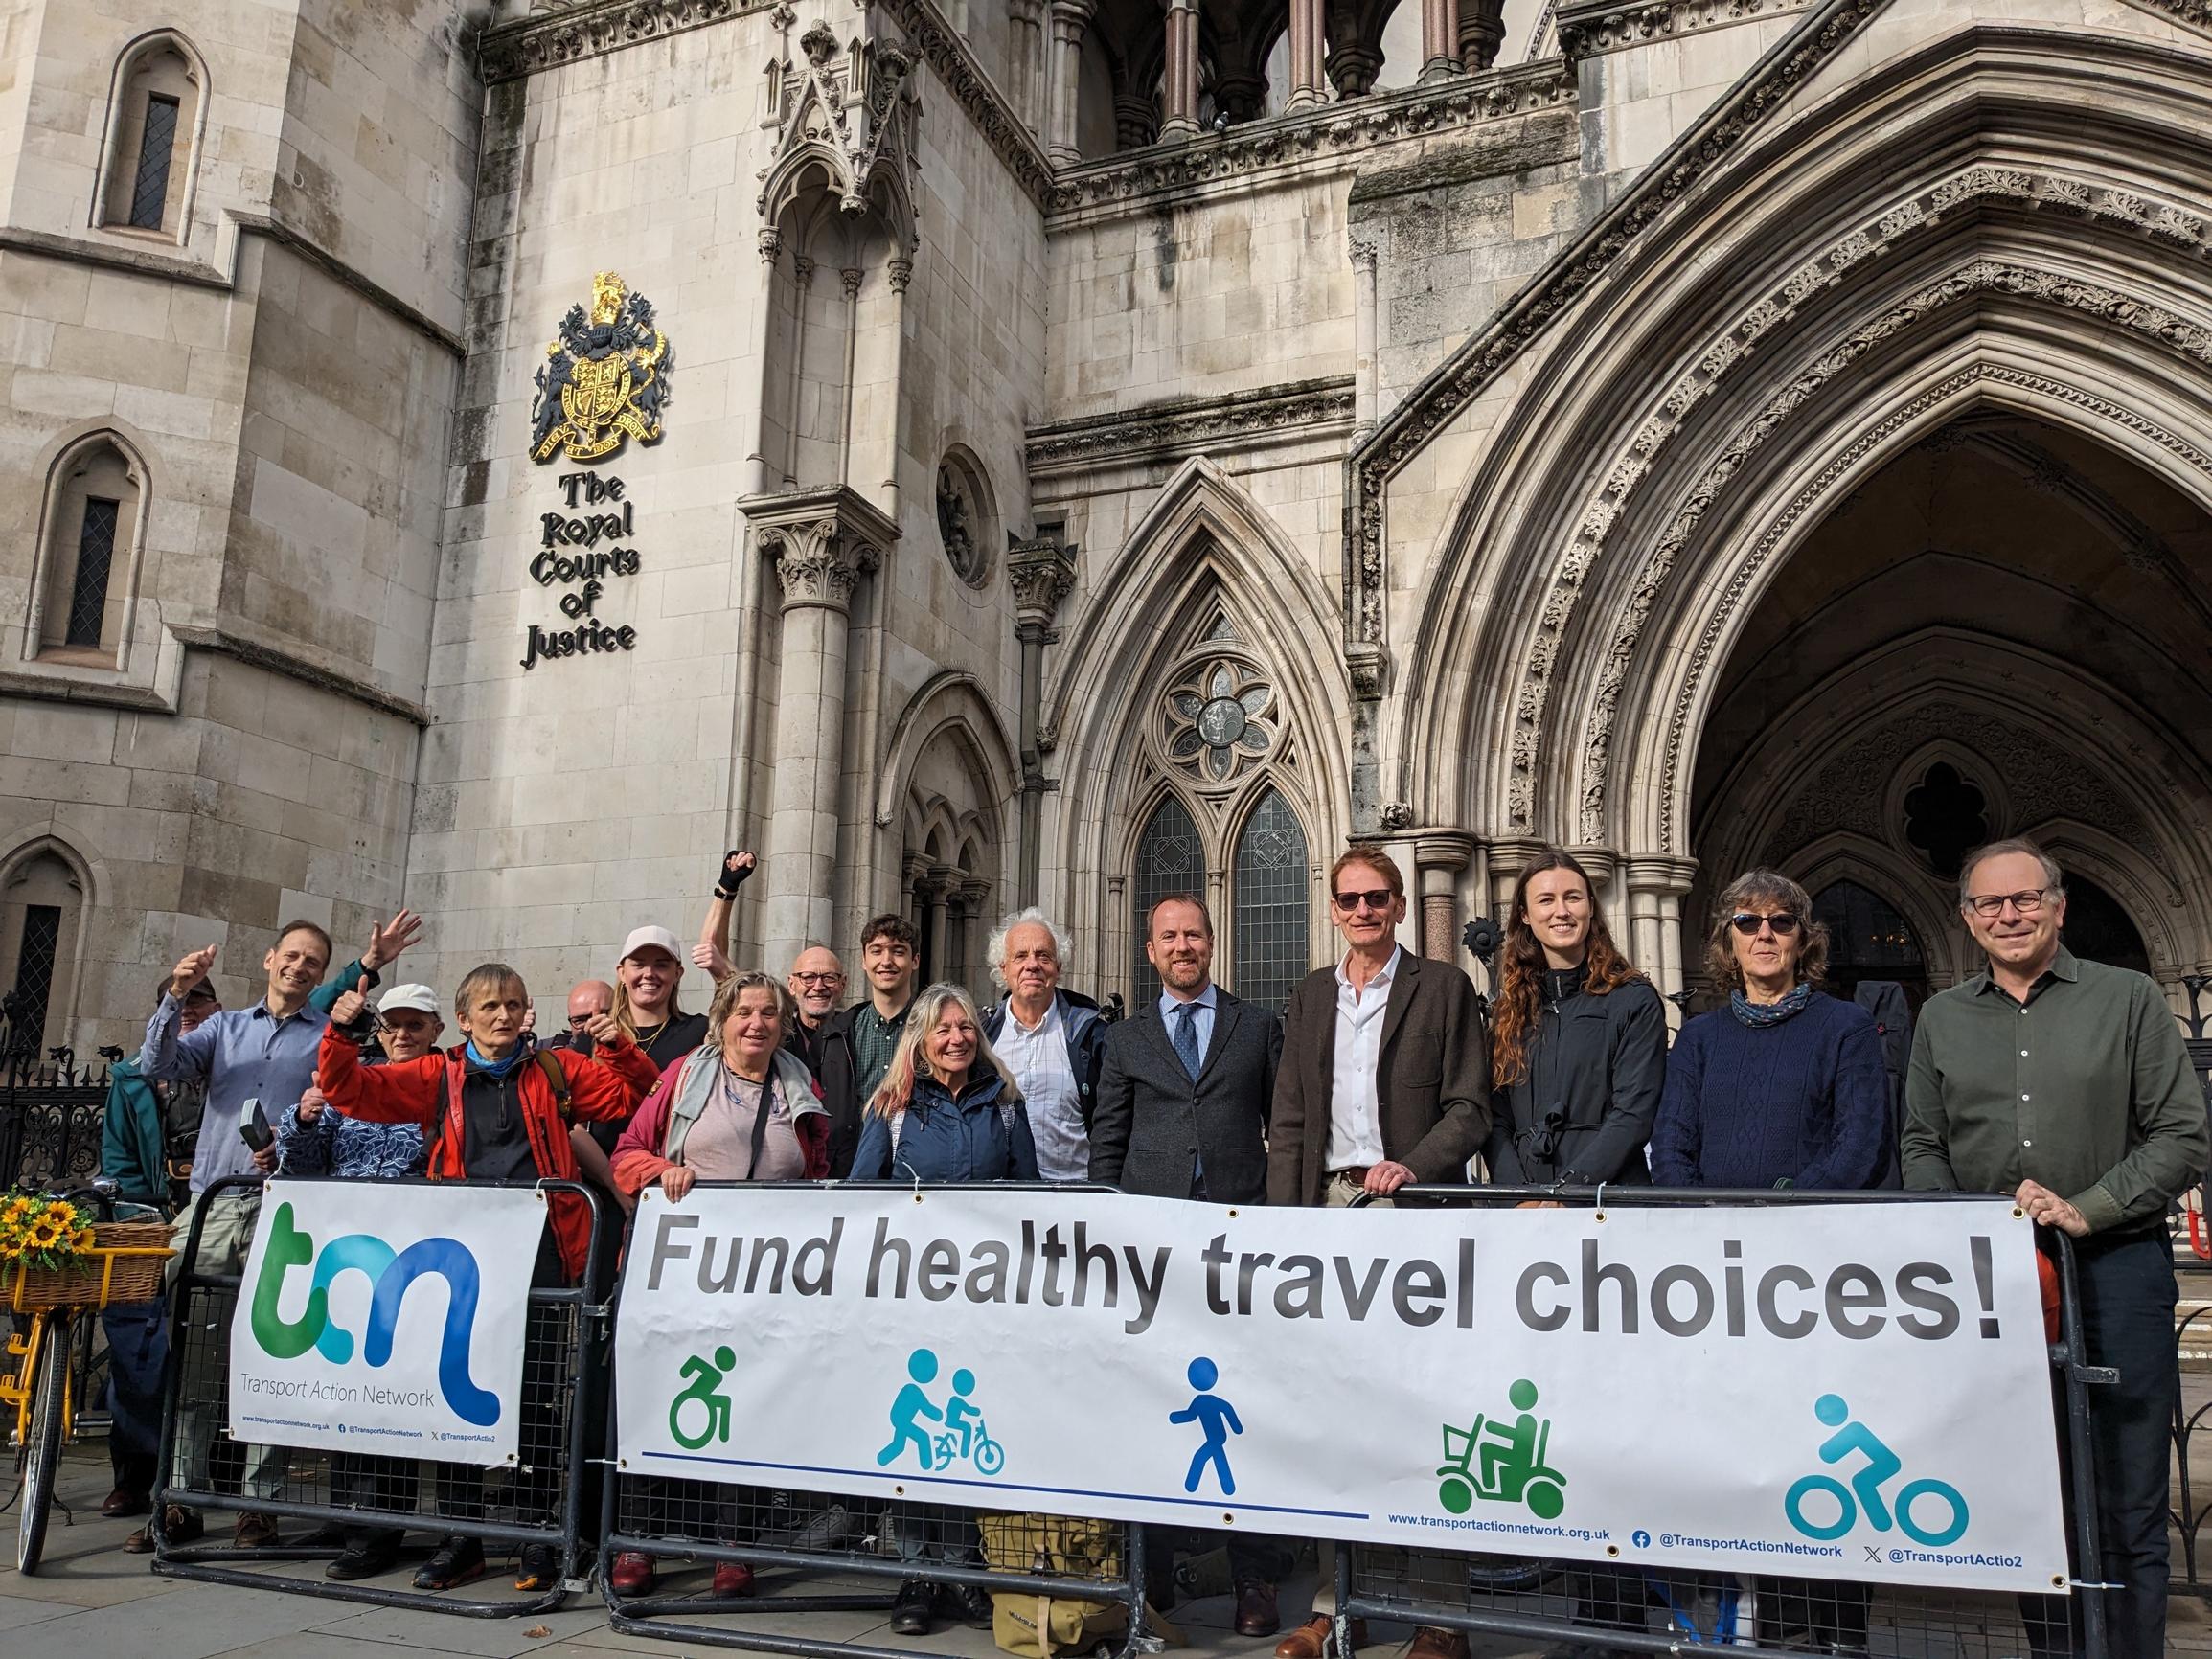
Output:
[529, 271, 673, 465]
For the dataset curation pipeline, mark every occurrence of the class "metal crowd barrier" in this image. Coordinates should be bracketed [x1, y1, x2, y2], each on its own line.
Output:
[601, 1180, 1155, 1656]
[1331, 1186, 2109, 1659]
[2171, 1246, 2211, 1597]
[150, 1174, 610, 1617]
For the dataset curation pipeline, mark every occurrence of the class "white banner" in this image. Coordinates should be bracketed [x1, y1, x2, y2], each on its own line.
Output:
[615, 1188, 2069, 1592]
[228, 1180, 547, 1465]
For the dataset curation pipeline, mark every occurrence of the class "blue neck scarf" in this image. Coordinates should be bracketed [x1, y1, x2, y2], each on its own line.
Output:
[1730, 981, 1815, 1027]
[465, 1039, 523, 1079]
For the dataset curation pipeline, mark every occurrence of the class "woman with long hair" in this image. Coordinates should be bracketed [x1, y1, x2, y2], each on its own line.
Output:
[1483, 848, 1668, 1186]
[849, 982, 1038, 1184]
[848, 982, 1038, 1636]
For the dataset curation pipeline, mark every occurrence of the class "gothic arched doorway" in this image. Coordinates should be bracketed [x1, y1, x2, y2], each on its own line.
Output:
[1684, 412, 2211, 995]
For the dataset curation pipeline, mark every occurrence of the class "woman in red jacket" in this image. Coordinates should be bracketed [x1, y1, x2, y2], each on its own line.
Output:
[319, 962, 657, 1593]
[604, 969, 828, 1600]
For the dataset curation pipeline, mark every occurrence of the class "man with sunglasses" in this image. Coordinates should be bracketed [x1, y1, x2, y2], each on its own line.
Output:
[1904, 838, 2206, 1659]
[1266, 849, 1489, 1659]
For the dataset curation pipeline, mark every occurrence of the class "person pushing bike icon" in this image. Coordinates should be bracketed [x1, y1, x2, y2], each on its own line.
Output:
[1785, 1394, 1969, 1547]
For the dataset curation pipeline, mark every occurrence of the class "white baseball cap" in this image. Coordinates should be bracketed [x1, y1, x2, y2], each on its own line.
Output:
[621, 924, 684, 964]
[378, 983, 441, 1016]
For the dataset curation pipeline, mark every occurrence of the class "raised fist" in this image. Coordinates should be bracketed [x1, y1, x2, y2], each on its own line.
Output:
[170, 944, 218, 1002]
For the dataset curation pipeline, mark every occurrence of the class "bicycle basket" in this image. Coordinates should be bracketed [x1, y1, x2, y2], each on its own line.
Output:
[10, 1219, 171, 1310]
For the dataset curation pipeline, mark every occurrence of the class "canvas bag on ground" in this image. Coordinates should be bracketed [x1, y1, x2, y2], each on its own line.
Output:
[979, 1513, 1135, 1658]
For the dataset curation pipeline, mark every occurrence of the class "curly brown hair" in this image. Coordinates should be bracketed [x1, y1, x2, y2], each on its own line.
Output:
[1701, 869, 1829, 991]
[1492, 849, 1645, 1088]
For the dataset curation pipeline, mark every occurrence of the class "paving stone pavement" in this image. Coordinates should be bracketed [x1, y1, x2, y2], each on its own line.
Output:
[12, 1425, 2212, 1658]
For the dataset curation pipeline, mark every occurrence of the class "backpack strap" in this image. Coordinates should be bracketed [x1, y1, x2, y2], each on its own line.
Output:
[534, 1047, 572, 1122]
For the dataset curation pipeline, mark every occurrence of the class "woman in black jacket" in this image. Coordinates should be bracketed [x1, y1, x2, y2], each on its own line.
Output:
[1482, 847, 1670, 1647]
[1483, 847, 1668, 1188]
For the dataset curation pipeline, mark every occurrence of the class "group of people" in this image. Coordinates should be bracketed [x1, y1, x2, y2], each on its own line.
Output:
[93, 832, 2201, 1658]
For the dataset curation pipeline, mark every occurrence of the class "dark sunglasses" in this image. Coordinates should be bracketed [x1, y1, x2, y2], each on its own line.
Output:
[1333, 888, 1395, 913]
[1729, 911, 1801, 937]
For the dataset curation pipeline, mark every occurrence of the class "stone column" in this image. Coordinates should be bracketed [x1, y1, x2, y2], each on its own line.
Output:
[743, 487, 901, 966]
[961, 876, 993, 995]
[1421, 0, 1461, 80]
[1158, 0, 1201, 142]
[1414, 833, 1475, 965]
[1324, 2, 1381, 97]
[924, 868, 954, 983]
[1009, 0, 1047, 131]
[1350, 234, 1379, 442]
[1625, 856, 1699, 1027]
[1287, 0, 1327, 108]
[1458, 0, 1506, 69]
[1046, 0, 1098, 164]
[1008, 534, 1078, 908]
[1114, 91, 1157, 148]
[1484, 837, 1545, 927]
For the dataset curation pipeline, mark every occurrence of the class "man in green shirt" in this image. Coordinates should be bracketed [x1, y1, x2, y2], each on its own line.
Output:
[1904, 838, 2206, 1659]
[815, 913, 919, 1176]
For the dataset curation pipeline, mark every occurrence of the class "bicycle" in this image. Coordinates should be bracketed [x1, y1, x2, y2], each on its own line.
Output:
[1, 1179, 172, 1573]
[1784, 1470, 1969, 1547]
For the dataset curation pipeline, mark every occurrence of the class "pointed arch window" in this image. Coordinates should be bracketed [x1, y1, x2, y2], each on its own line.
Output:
[33, 437, 144, 665]
[98, 35, 204, 242]
[1130, 795, 1206, 998]
[1231, 788, 1309, 1014]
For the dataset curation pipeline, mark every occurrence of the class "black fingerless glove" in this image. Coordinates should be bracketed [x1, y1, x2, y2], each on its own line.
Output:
[714, 852, 754, 900]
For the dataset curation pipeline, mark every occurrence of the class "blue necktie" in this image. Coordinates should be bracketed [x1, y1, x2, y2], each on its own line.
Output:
[1173, 1003, 1203, 1080]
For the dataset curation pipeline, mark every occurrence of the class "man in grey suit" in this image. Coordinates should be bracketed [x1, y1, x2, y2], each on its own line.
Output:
[1091, 893, 1287, 1633]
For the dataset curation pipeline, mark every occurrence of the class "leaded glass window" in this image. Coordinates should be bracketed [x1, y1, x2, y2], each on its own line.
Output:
[66, 498, 119, 648]
[9, 905, 59, 1059]
[1130, 795, 1205, 999]
[1231, 788, 1309, 1014]
[129, 94, 179, 231]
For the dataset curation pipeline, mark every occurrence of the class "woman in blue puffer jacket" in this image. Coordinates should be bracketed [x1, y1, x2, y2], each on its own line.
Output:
[846, 980, 1038, 1635]
[850, 982, 1039, 1183]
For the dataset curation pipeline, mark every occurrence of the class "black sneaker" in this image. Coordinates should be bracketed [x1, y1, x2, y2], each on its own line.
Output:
[941, 1579, 996, 1629]
[891, 1577, 934, 1635]
[327, 1530, 403, 1581]
[413, 1534, 487, 1591]
[514, 1541, 561, 1591]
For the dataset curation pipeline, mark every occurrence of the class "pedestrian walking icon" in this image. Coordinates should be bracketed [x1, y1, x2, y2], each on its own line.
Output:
[1172, 1357, 1242, 1495]
[1784, 1393, 1968, 1547]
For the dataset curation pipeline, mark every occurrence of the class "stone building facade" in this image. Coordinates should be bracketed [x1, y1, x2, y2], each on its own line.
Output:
[5, 0, 2212, 1053]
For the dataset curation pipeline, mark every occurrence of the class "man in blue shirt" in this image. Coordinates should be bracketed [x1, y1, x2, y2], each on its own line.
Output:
[130, 910, 419, 1553]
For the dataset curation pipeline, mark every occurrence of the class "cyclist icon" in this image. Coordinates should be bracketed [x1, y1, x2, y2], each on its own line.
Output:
[932, 1368, 1007, 1475]
[1784, 1393, 1968, 1547]
[669, 1345, 739, 1450]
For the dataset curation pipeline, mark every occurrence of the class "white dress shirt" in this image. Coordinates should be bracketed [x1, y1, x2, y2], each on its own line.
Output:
[997, 997, 1086, 1181]
[1324, 945, 1400, 1170]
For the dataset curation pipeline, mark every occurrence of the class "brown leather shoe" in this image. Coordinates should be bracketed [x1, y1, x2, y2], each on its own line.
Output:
[101, 1485, 150, 1518]
[1275, 1613, 1368, 1657]
[1235, 1578, 1282, 1638]
[234, 1510, 280, 1548]
[1407, 1627, 1469, 1659]
[125, 1503, 201, 1553]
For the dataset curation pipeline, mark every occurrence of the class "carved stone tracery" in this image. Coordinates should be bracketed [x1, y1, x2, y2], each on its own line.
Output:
[1467, 157, 2212, 846]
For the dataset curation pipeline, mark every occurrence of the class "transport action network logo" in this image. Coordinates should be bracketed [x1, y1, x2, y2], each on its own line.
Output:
[247, 1201, 501, 1426]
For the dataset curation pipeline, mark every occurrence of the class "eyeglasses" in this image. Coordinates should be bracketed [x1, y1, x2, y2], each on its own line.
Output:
[567, 1011, 605, 1028]
[791, 971, 845, 988]
[1965, 888, 2050, 919]
[1333, 888, 1395, 913]
[1729, 911, 1802, 937]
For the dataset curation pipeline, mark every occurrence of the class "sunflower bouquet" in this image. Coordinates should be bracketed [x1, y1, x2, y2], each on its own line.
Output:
[0, 1192, 98, 1273]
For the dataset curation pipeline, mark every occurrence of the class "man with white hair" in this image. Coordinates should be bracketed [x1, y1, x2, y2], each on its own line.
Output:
[981, 907, 1108, 1182]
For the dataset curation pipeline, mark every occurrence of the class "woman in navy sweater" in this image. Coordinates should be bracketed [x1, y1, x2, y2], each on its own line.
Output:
[1651, 870, 1889, 1190]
